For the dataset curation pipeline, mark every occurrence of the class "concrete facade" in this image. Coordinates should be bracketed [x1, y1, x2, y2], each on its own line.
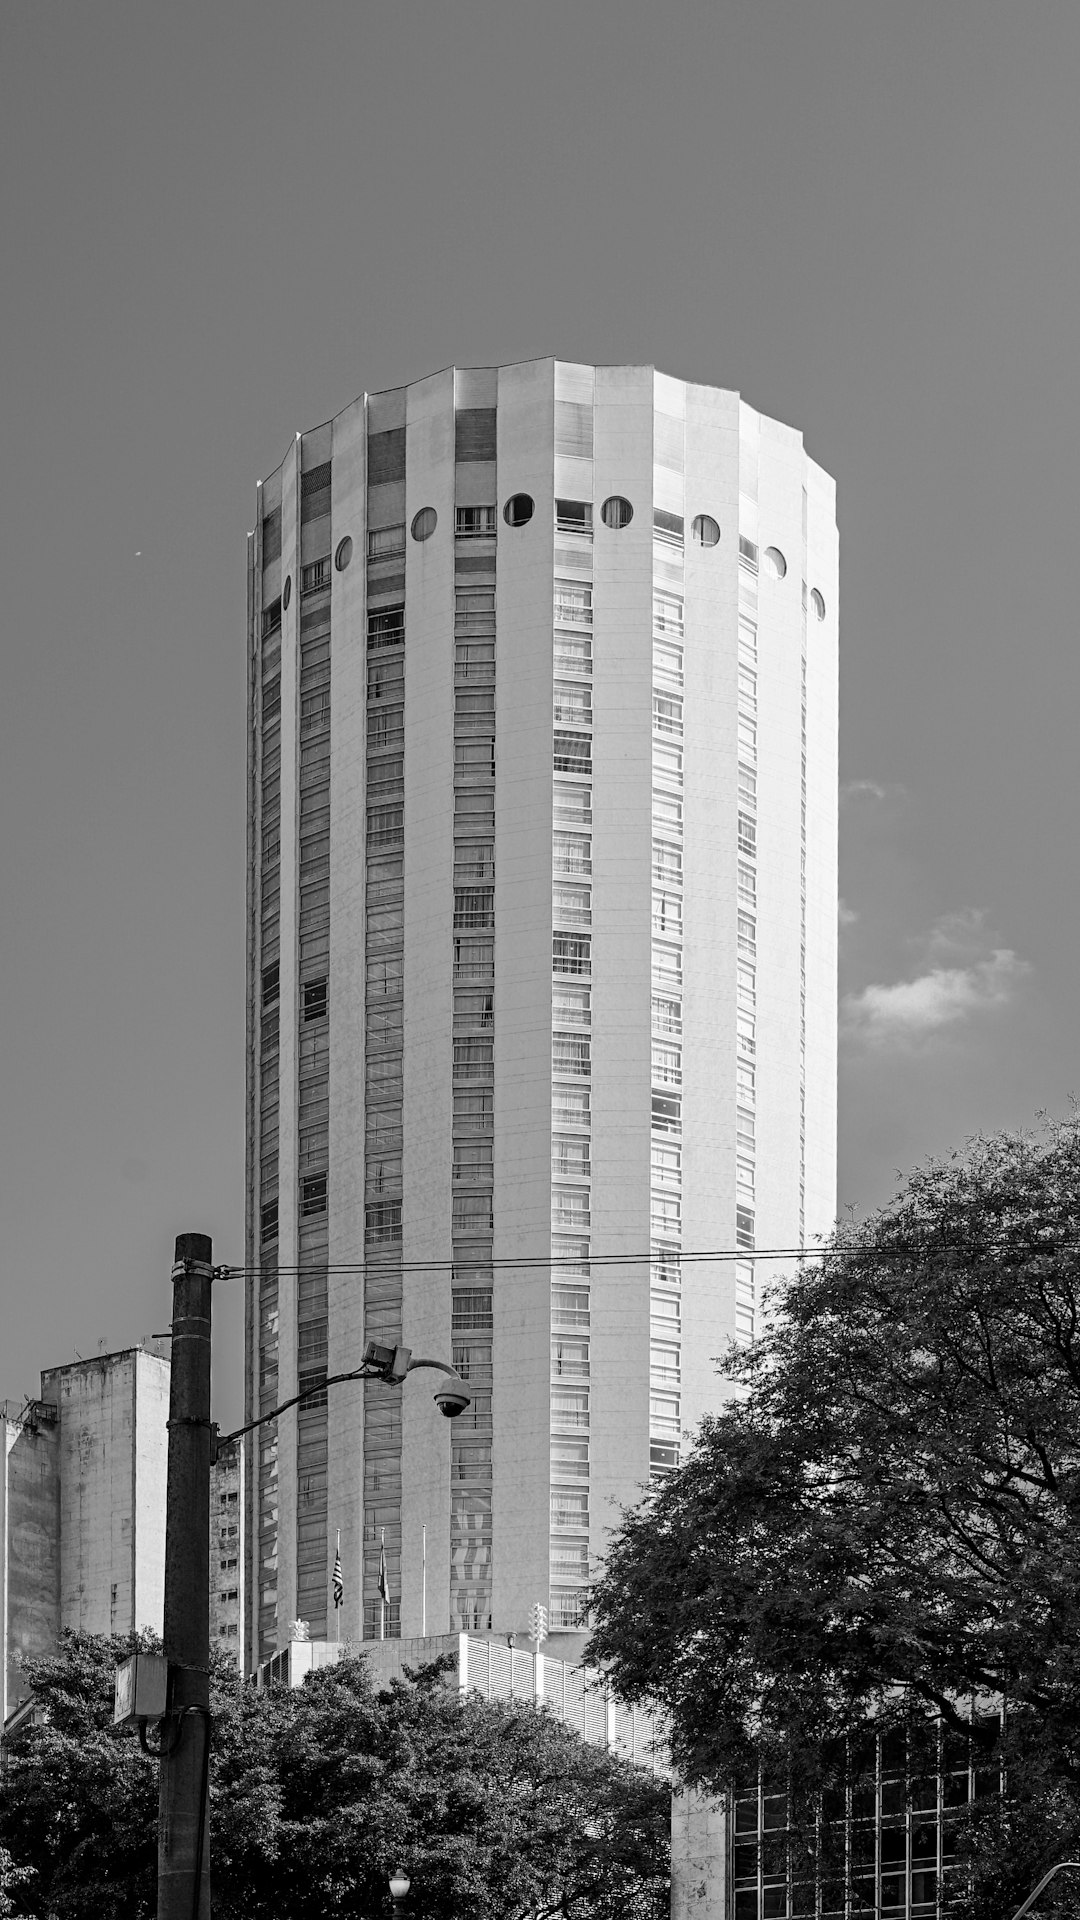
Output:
[1, 1349, 169, 1723]
[245, 361, 838, 1673]
[3, 1349, 246, 1714]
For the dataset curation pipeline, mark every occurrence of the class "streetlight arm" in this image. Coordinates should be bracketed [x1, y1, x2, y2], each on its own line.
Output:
[214, 1359, 387, 1449]
[405, 1357, 463, 1379]
[1009, 1861, 1080, 1920]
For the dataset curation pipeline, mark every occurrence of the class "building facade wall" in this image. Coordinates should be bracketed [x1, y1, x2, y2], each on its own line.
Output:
[244, 361, 838, 1672]
[41, 1349, 169, 1640]
[2, 1407, 60, 1723]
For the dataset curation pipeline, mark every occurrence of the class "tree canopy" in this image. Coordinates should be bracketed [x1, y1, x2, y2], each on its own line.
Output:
[0, 1631, 668, 1920]
[587, 1121, 1080, 1916]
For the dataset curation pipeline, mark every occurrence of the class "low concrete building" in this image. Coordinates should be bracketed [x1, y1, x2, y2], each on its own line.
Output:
[3, 1347, 246, 1719]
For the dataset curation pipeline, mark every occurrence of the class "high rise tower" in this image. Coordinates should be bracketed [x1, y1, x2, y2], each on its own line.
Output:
[245, 361, 837, 1668]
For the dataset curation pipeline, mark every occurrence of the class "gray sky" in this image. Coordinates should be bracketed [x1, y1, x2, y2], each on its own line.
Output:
[3, 0, 1078, 1426]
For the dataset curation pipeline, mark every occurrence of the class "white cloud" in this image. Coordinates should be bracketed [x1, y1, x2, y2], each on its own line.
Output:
[840, 778, 889, 805]
[842, 914, 1031, 1049]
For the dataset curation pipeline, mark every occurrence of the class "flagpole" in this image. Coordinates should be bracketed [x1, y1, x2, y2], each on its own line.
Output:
[422, 1523, 427, 1638]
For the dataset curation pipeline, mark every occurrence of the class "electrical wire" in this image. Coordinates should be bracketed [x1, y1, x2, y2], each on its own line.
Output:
[210, 1235, 1080, 1282]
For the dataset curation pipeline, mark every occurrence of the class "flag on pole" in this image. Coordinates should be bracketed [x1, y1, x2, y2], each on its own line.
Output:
[378, 1528, 390, 1604]
[332, 1531, 343, 1610]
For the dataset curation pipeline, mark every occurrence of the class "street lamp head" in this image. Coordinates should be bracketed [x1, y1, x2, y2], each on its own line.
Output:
[432, 1373, 470, 1418]
[389, 1868, 411, 1903]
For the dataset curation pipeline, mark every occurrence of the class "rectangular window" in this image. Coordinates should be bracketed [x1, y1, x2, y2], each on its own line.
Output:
[454, 936, 494, 980]
[455, 505, 496, 539]
[737, 962, 756, 1010]
[367, 605, 405, 650]
[552, 1135, 591, 1178]
[649, 1393, 681, 1436]
[652, 842, 681, 888]
[453, 1090, 493, 1131]
[651, 1142, 681, 1182]
[651, 1093, 681, 1134]
[652, 994, 681, 1035]
[455, 741, 495, 778]
[453, 1142, 493, 1182]
[738, 715, 757, 761]
[652, 892, 682, 937]
[653, 639, 683, 688]
[367, 803, 404, 848]
[551, 1388, 590, 1430]
[739, 534, 759, 567]
[302, 978, 327, 1023]
[738, 863, 757, 908]
[652, 942, 682, 989]
[738, 914, 757, 959]
[452, 1194, 493, 1233]
[653, 591, 684, 637]
[553, 833, 591, 878]
[261, 598, 282, 639]
[650, 1343, 681, 1384]
[738, 811, 757, 857]
[553, 733, 592, 775]
[553, 783, 592, 827]
[737, 1106, 756, 1152]
[652, 692, 683, 737]
[653, 741, 683, 786]
[552, 1287, 591, 1331]
[553, 634, 592, 678]
[553, 1085, 590, 1128]
[551, 1488, 589, 1527]
[736, 1206, 755, 1249]
[652, 1043, 682, 1086]
[453, 987, 494, 1028]
[453, 1037, 494, 1079]
[367, 525, 406, 562]
[555, 499, 593, 536]
[455, 639, 495, 681]
[551, 1336, 590, 1379]
[552, 1188, 591, 1230]
[737, 1012, 756, 1055]
[652, 792, 682, 835]
[651, 1293, 681, 1331]
[553, 933, 591, 976]
[552, 883, 591, 928]
[453, 888, 495, 930]
[554, 580, 593, 627]
[300, 1174, 327, 1217]
[738, 665, 757, 713]
[553, 683, 592, 727]
[301, 557, 330, 596]
[552, 984, 590, 1027]
[455, 587, 496, 633]
[653, 508, 684, 547]
[553, 1033, 591, 1077]
[452, 1289, 493, 1331]
[737, 1060, 755, 1101]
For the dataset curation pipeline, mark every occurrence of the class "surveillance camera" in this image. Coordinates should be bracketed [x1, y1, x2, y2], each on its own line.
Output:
[433, 1375, 471, 1419]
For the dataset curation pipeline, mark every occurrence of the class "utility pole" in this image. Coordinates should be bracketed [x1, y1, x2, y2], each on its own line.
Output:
[158, 1232, 213, 1920]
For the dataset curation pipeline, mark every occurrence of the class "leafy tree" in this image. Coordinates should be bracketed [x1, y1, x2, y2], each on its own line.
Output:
[1, 1633, 668, 1920]
[586, 1121, 1080, 1918]
[0, 1631, 159, 1920]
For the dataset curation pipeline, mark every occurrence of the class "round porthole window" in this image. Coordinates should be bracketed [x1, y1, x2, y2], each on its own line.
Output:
[810, 587, 826, 621]
[503, 493, 535, 528]
[601, 495, 633, 530]
[334, 536, 353, 572]
[282, 574, 292, 610]
[763, 545, 787, 581]
[691, 513, 721, 548]
[411, 507, 438, 542]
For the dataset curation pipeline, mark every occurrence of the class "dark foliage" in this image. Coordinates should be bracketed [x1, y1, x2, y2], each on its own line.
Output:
[587, 1122, 1080, 1917]
[0, 1632, 668, 1920]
